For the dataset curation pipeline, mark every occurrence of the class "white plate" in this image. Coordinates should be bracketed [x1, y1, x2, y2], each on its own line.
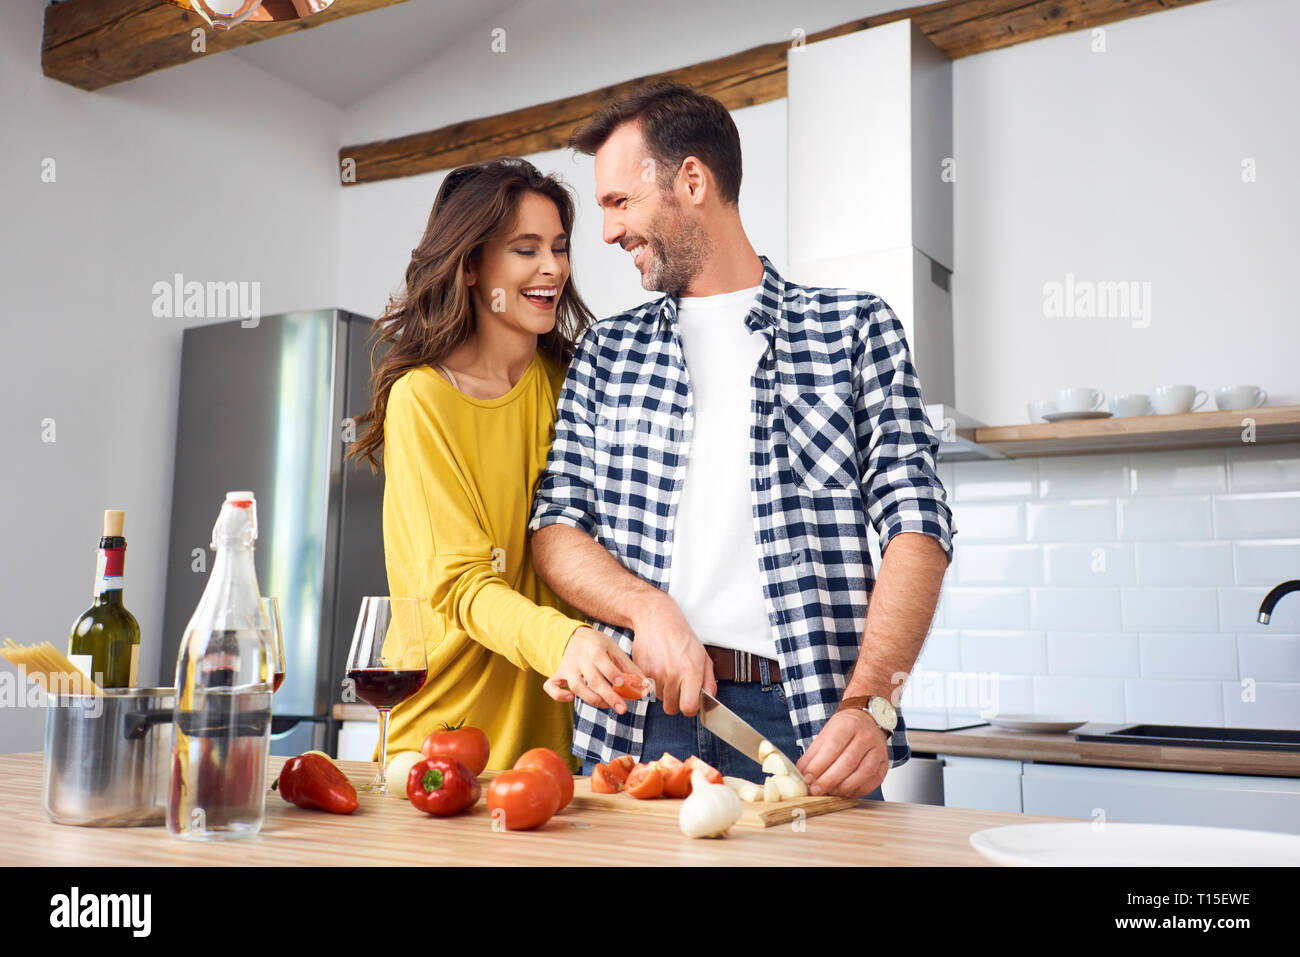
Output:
[981, 713, 1087, 732]
[1041, 410, 1113, 422]
[970, 822, 1300, 866]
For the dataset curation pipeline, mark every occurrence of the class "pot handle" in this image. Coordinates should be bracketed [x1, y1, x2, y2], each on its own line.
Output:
[123, 708, 173, 741]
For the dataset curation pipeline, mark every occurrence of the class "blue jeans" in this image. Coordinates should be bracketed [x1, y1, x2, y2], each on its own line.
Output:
[581, 675, 884, 802]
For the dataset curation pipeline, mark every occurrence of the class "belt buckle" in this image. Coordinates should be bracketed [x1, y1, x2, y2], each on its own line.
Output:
[733, 650, 751, 683]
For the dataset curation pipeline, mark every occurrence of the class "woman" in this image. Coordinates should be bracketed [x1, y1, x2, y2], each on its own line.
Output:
[349, 157, 642, 771]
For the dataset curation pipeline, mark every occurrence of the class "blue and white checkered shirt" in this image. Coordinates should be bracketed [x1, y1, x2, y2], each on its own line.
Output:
[528, 257, 955, 768]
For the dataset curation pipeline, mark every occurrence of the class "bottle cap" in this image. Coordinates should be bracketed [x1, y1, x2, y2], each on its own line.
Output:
[102, 510, 125, 537]
[212, 491, 258, 547]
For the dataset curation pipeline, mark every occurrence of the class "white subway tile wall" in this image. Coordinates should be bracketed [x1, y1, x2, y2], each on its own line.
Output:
[1038, 454, 1130, 499]
[926, 442, 1300, 729]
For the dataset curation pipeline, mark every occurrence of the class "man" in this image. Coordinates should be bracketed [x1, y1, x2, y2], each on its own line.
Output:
[529, 81, 954, 800]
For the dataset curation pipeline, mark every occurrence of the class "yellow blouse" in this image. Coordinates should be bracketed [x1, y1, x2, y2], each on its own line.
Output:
[381, 348, 584, 771]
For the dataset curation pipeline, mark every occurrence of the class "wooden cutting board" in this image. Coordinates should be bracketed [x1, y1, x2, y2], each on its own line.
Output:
[567, 776, 857, 828]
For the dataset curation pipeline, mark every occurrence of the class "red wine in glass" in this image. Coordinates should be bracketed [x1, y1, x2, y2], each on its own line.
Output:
[345, 668, 425, 709]
[345, 596, 425, 795]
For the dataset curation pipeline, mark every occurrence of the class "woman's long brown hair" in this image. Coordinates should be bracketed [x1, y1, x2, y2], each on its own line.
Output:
[348, 157, 594, 471]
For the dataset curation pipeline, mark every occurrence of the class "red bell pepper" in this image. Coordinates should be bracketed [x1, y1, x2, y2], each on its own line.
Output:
[407, 756, 480, 816]
[275, 752, 359, 814]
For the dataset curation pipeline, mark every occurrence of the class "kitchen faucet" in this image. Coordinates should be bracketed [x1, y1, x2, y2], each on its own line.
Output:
[1258, 580, 1300, 624]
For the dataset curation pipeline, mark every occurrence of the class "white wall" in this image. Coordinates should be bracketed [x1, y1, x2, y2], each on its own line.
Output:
[952, 0, 1299, 425]
[0, 0, 341, 751]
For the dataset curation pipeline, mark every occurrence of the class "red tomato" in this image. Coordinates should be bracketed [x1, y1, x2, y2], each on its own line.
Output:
[514, 747, 574, 810]
[612, 672, 647, 701]
[487, 768, 560, 830]
[658, 752, 692, 798]
[421, 722, 490, 776]
[684, 756, 723, 786]
[625, 762, 664, 799]
[605, 755, 635, 784]
[591, 763, 623, 794]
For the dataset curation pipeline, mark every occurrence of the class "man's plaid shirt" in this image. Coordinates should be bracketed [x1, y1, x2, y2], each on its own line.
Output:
[528, 257, 955, 768]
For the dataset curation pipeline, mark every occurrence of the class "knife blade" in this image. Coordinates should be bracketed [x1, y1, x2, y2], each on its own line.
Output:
[698, 690, 800, 772]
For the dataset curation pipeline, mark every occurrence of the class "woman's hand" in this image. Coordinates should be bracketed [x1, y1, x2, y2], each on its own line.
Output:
[544, 627, 646, 714]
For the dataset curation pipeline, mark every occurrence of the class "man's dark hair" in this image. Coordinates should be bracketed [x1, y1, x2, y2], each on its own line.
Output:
[569, 80, 742, 206]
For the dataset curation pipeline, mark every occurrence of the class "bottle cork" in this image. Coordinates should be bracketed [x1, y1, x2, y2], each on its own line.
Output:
[103, 509, 125, 537]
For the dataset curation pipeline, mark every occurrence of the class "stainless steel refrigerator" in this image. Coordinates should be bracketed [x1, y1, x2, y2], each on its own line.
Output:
[160, 310, 387, 756]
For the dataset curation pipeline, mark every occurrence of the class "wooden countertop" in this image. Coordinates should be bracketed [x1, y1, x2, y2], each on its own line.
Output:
[906, 723, 1300, 777]
[0, 752, 1074, 866]
[335, 707, 1300, 778]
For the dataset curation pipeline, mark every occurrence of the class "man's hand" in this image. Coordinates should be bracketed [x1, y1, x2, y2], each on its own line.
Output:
[544, 626, 645, 715]
[796, 709, 889, 798]
[629, 592, 716, 716]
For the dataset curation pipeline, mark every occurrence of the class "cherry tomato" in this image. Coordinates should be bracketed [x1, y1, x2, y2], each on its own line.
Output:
[684, 755, 723, 786]
[657, 752, 692, 798]
[514, 747, 574, 810]
[605, 755, 635, 784]
[421, 721, 490, 776]
[591, 763, 624, 794]
[612, 672, 647, 700]
[625, 761, 664, 799]
[487, 768, 560, 830]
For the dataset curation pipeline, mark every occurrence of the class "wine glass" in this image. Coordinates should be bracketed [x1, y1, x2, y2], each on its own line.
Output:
[345, 597, 425, 795]
[261, 596, 287, 793]
[261, 596, 286, 694]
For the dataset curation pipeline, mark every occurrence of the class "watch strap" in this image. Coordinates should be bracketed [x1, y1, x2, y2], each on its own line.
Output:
[836, 695, 894, 739]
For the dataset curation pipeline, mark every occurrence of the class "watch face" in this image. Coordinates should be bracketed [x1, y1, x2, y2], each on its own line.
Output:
[870, 696, 897, 730]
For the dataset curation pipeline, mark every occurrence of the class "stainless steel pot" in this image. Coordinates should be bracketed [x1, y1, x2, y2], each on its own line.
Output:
[42, 687, 175, 826]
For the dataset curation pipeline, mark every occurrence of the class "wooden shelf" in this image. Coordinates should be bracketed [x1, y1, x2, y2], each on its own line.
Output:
[971, 405, 1300, 459]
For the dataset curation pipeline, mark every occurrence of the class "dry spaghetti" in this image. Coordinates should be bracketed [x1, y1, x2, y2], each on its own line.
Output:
[1, 638, 102, 695]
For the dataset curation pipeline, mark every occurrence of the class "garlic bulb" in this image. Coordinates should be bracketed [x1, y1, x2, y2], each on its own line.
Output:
[385, 750, 426, 796]
[679, 770, 743, 838]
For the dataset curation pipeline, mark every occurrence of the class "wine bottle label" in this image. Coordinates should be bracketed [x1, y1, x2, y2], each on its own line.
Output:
[68, 653, 94, 681]
[94, 547, 126, 596]
[128, 643, 139, 687]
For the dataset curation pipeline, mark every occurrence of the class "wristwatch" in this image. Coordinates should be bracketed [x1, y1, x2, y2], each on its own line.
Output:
[837, 695, 898, 740]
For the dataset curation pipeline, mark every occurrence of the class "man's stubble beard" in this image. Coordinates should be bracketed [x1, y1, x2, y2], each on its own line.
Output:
[641, 199, 713, 296]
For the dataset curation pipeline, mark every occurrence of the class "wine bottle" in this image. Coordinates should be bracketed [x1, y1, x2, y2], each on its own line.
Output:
[68, 509, 141, 688]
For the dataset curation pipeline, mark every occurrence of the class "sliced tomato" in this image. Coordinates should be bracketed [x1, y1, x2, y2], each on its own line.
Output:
[611, 672, 648, 701]
[605, 755, 635, 784]
[658, 752, 692, 798]
[591, 763, 624, 794]
[625, 761, 664, 799]
[684, 755, 723, 786]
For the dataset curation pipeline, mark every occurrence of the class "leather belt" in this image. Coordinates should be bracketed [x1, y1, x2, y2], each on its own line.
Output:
[705, 646, 781, 684]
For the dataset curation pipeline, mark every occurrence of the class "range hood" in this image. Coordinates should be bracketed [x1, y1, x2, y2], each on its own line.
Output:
[787, 19, 996, 461]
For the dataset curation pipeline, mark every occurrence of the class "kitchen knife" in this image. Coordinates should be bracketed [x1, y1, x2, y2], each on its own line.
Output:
[698, 690, 800, 772]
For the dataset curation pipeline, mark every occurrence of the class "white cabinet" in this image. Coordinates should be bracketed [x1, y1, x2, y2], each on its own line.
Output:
[337, 720, 379, 762]
[939, 754, 1023, 812]
[1020, 763, 1300, 835]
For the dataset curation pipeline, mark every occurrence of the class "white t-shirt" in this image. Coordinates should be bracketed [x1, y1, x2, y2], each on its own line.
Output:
[666, 284, 778, 659]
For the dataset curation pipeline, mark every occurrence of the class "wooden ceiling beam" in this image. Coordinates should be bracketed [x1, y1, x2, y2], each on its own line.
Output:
[340, 0, 1211, 186]
[42, 0, 411, 92]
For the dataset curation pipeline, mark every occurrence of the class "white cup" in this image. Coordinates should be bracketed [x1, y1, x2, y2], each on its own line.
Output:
[1150, 384, 1208, 414]
[1055, 387, 1106, 414]
[1214, 385, 1267, 410]
[1027, 398, 1057, 423]
[1109, 393, 1152, 418]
